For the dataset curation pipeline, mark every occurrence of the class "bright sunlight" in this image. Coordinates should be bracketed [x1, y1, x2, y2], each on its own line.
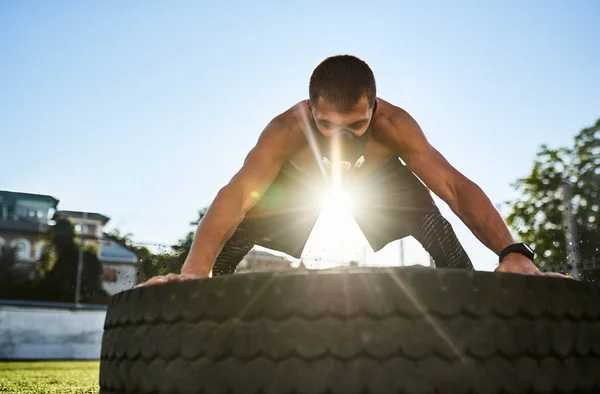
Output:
[302, 185, 370, 268]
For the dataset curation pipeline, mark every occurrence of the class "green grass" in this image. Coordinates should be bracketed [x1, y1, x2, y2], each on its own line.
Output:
[0, 361, 99, 394]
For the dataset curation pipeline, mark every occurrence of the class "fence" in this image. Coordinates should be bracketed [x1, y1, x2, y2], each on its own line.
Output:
[0, 299, 107, 360]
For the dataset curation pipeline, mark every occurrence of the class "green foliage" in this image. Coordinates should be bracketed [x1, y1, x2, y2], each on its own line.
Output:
[83, 242, 99, 256]
[51, 217, 76, 248]
[129, 207, 208, 284]
[36, 241, 57, 278]
[136, 252, 186, 283]
[80, 250, 109, 304]
[0, 245, 18, 289]
[33, 218, 109, 304]
[0, 245, 48, 302]
[106, 228, 134, 245]
[1, 207, 211, 298]
[506, 118, 600, 281]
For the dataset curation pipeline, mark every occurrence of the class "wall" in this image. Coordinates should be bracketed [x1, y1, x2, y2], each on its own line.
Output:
[71, 217, 104, 239]
[0, 301, 107, 360]
[0, 234, 41, 262]
[101, 263, 136, 295]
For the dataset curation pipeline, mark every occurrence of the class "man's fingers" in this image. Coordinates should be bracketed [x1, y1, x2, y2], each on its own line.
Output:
[134, 277, 162, 288]
[134, 275, 171, 288]
[134, 272, 201, 288]
[544, 272, 574, 279]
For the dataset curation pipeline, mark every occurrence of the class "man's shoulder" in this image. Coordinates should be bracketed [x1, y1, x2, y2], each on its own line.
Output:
[374, 97, 412, 123]
[254, 100, 308, 155]
[372, 98, 424, 151]
[269, 100, 310, 131]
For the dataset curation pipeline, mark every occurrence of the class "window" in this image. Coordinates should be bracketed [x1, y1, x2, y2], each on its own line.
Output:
[6, 203, 14, 219]
[102, 268, 119, 283]
[10, 238, 31, 260]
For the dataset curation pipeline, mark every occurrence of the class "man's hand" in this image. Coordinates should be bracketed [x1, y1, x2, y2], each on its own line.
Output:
[134, 272, 208, 288]
[495, 253, 572, 278]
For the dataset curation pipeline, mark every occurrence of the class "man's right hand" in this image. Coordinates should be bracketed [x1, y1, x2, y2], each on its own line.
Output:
[132, 110, 301, 291]
[134, 271, 208, 288]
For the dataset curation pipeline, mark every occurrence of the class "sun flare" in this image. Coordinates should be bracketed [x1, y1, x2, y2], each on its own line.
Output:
[321, 185, 353, 218]
[301, 185, 369, 268]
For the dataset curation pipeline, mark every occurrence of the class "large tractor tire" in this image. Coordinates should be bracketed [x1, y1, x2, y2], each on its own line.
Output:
[99, 266, 600, 394]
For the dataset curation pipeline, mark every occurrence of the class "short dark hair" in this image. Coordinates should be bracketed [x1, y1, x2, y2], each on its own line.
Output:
[309, 55, 376, 112]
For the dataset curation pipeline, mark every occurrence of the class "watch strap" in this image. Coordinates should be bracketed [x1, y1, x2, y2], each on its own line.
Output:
[499, 243, 535, 262]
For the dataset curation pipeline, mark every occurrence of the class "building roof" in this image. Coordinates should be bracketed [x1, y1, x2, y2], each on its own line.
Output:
[0, 190, 59, 207]
[99, 233, 138, 264]
[54, 210, 110, 224]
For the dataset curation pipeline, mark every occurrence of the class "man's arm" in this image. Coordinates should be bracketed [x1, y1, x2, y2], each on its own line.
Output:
[137, 117, 298, 286]
[380, 106, 561, 276]
[181, 120, 293, 276]
[383, 109, 514, 255]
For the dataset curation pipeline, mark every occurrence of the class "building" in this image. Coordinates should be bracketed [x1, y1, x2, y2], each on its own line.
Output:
[0, 191, 59, 277]
[54, 210, 138, 295]
[0, 190, 138, 296]
[236, 248, 307, 273]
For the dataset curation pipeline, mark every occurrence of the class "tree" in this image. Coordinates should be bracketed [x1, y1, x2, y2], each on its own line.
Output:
[105, 228, 135, 246]
[0, 244, 44, 301]
[505, 118, 600, 281]
[37, 242, 57, 278]
[105, 228, 184, 284]
[79, 251, 109, 304]
[0, 245, 18, 287]
[42, 218, 109, 304]
[106, 208, 210, 285]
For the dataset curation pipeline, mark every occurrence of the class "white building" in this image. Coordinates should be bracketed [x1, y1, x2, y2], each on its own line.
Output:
[53, 210, 138, 295]
[0, 190, 138, 296]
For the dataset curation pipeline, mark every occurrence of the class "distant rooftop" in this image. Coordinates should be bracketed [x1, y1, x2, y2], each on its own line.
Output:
[54, 210, 110, 224]
[100, 233, 137, 264]
[0, 190, 59, 207]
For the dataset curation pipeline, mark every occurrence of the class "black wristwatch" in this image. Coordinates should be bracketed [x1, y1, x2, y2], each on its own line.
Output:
[498, 242, 535, 263]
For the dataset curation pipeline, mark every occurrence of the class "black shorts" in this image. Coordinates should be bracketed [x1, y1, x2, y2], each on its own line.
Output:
[232, 157, 440, 258]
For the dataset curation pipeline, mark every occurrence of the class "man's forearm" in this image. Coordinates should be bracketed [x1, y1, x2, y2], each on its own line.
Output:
[181, 186, 246, 276]
[451, 179, 515, 256]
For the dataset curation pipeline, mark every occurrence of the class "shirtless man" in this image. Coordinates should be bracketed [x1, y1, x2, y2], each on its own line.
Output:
[138, 54, 568, 287]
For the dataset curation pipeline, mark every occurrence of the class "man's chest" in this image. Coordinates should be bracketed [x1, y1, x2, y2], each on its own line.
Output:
[288, 134, 395, 178]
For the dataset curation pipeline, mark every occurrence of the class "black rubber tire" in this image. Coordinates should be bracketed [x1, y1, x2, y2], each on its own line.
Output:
[99, 266, 600, 394]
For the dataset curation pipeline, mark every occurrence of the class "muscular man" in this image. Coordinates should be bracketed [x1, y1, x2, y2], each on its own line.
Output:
[139, 55, 568, 287]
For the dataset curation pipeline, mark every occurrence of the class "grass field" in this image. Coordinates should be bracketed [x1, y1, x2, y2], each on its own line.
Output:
[0, 361, 99, 394]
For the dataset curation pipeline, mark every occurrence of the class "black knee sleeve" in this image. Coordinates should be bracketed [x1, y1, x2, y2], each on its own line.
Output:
[413, 213, 474, 269]
[212, 228, 255, 276]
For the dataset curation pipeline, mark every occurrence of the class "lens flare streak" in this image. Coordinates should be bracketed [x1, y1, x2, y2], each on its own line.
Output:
[298, 106, 330, 184]
[386, 269, 468, 365]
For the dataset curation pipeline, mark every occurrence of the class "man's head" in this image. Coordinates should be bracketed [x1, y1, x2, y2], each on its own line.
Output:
[309, 55, 376, 138]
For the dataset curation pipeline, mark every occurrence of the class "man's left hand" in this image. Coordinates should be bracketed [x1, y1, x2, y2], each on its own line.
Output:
[495, 253, 573, 279]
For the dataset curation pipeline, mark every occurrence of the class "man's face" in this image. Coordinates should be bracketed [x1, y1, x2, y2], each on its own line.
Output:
[310, 96, 374, 138]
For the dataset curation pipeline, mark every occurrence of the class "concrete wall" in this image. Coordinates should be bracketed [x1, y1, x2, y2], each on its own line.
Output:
[0, 302, 107, 360]
[102, 263, 136, 296]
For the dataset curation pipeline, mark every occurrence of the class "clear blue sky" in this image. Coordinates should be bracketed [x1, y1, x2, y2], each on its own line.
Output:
[1, 1, 599, 271]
